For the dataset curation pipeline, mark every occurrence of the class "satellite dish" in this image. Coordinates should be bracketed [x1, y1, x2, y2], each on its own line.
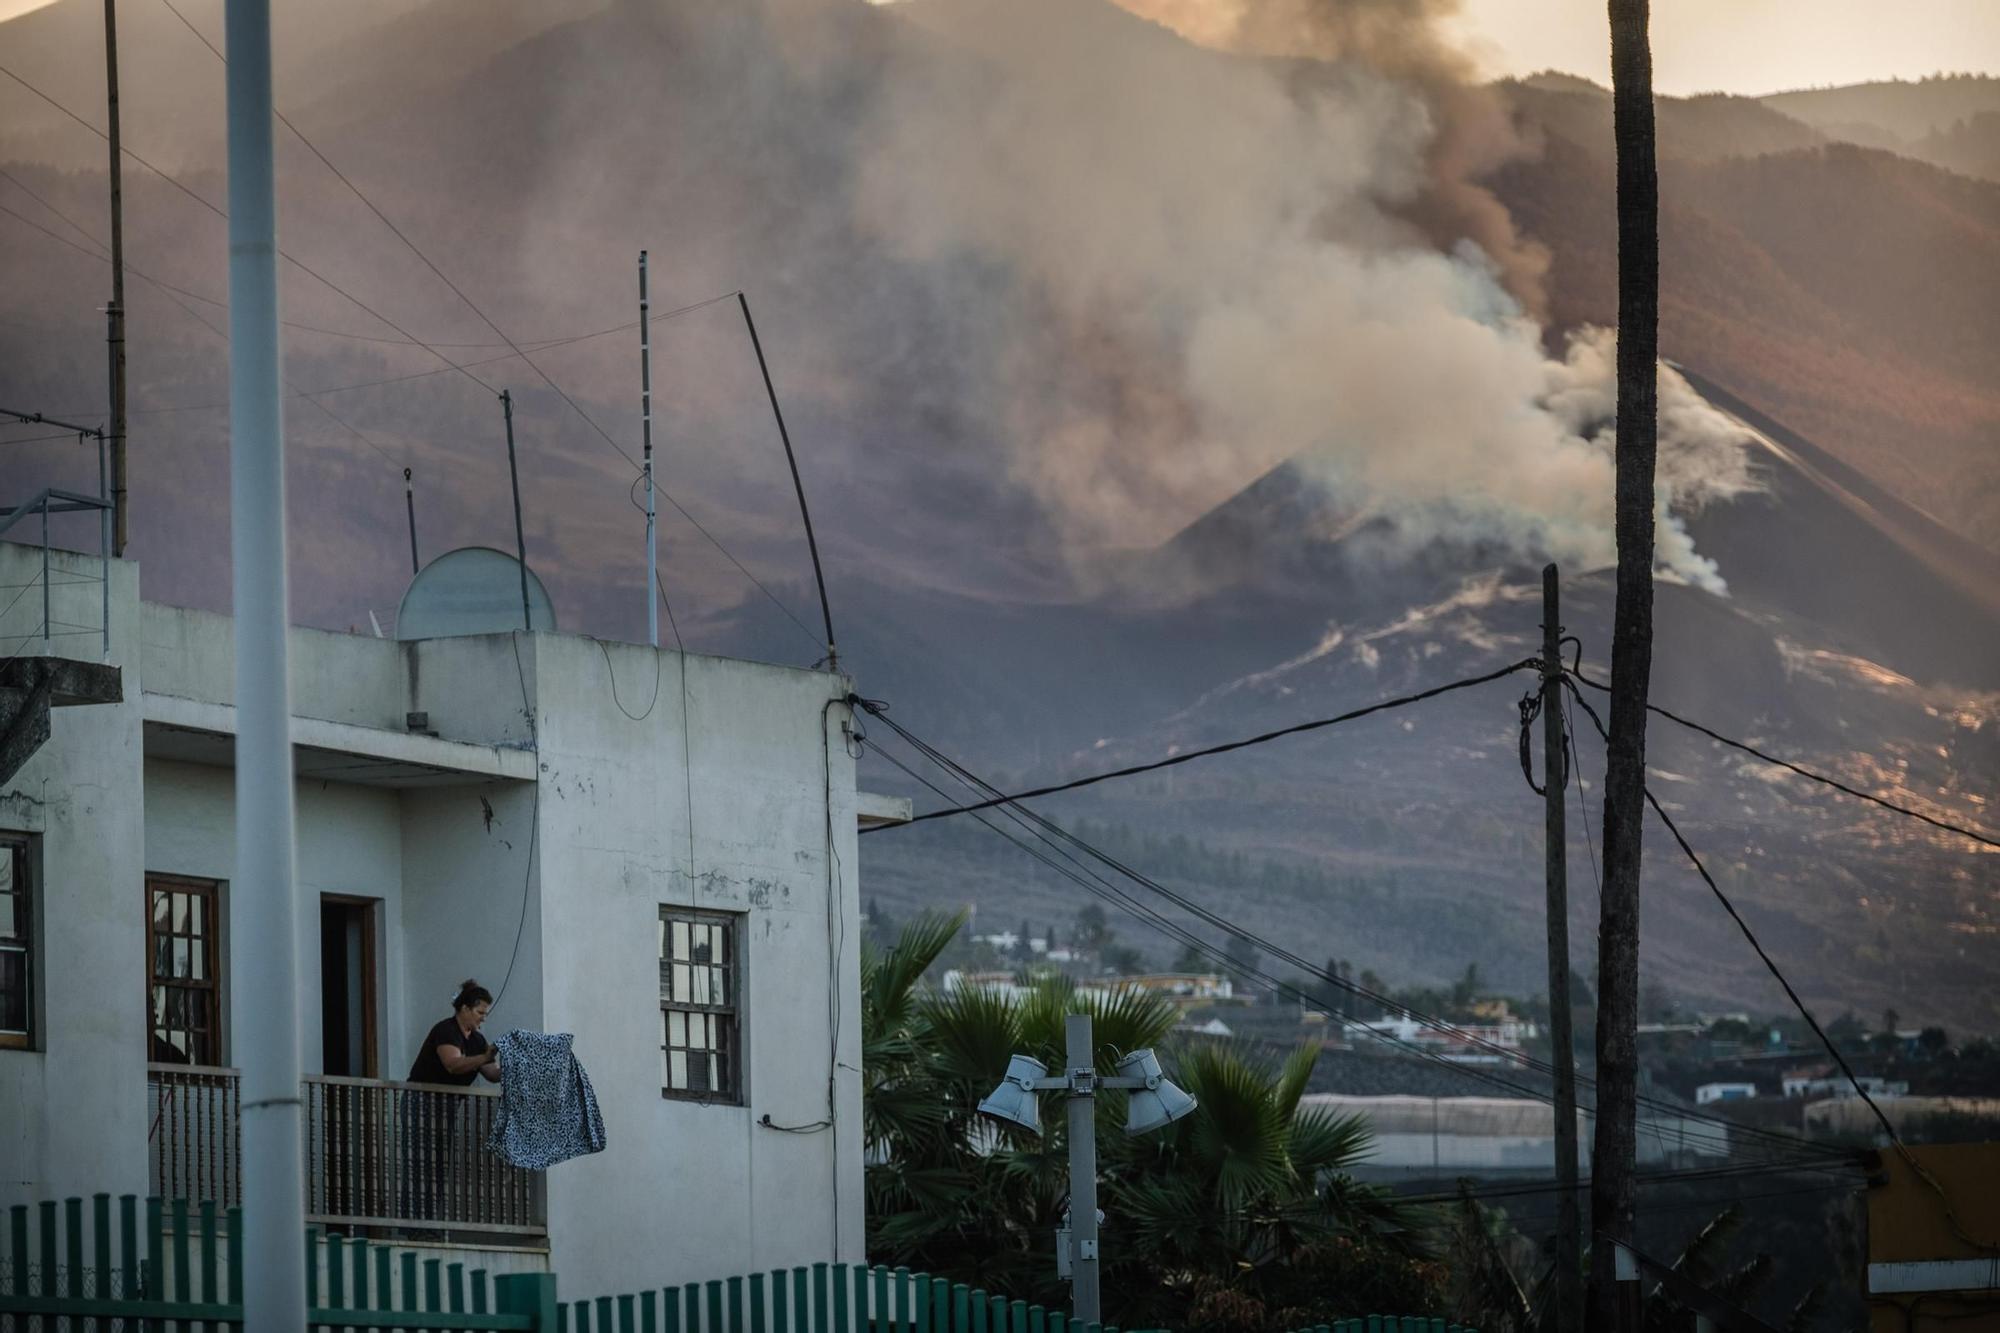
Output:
[395, 546, 557, 641]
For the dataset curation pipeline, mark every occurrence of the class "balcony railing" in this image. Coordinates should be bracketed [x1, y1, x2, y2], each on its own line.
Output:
[147, 1064, 546, 1239]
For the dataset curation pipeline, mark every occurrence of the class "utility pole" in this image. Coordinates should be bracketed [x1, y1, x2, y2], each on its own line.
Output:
[500, 390, 532, 632]
[1594, 1, 1661, 1327]
[224, 0, 306, 1326]
[1541, 563, 1582, 1333]
[104, 0, 129, 554]
[639, 251, 658, 648]
[1064, 1012, 1103, 1326]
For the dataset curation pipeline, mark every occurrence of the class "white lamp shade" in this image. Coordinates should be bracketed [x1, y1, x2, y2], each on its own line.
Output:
[1117, 1048, 1198, 1135]
[978, 1054, 1048, 1134]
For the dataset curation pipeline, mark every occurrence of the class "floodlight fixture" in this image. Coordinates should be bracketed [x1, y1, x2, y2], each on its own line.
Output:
[1115, 1047, 1198, 1135]
[977, 1053, 1049, 1134]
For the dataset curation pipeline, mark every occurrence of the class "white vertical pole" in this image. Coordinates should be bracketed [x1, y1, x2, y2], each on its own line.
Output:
[224, 0, 306, 1327]
[640, 250, 657, 648]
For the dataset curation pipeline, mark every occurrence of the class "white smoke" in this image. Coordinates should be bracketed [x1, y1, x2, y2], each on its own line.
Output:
[849, 0, 1759, 590]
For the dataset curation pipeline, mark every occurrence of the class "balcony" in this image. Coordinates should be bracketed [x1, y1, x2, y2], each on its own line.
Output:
[146, 1064, 546, 1242]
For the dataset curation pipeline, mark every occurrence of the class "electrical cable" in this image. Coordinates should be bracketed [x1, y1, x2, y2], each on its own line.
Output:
[863, 657, 1540, 831]
[862, 729, 1832, 1165]
[488, 635, 541, 1015]
[4, 68, 813, 648]
[860, 704, 1851, 1163]
[1569, 667, 1996, 850]
[592, 635, 665, 722]
[1562, 676, 2000, 1253]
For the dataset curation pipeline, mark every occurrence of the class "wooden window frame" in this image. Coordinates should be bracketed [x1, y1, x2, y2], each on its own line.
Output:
[146, 873, 225, 1067]
[658, 906, 745, 1105]
[0, 833, 36, 1051]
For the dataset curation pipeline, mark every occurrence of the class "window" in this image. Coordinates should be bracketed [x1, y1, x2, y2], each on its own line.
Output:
[658, 907, 742, 1103]
[148, 875, 222, 1066]
[0, 835, 32, 1049]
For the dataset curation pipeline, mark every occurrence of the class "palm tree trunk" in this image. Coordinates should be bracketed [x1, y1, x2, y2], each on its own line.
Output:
[1591, 1, 1658, 1328]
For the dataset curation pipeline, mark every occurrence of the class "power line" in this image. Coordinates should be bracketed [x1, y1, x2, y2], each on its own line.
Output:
[1569, 667, 1996, 850]
[860, 705, 1846, 1164]
[862, 657, 1540, 830]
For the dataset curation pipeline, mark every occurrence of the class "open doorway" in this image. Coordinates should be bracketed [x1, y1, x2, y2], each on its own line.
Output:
[319, 896, 377, 1078]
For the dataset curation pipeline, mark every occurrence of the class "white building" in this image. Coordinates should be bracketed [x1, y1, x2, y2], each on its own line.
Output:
[1301, 1094, 1734, 1180]
[0, 541, 906, 1299]
[1694, 1081, 1759, 1105]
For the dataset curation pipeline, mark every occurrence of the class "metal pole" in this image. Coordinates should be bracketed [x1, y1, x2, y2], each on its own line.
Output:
[1542, 562, 1584, 1333]
[639, 251, 657, 648]
[104, 0, 128, 555]
[500, 390, 532, 632]
[1065, 1012, 1101, 1326]
[97, 430, 109, 660]
[40, 502, 50, 653]
[403, 468, 419, 574]
[224, 0, 306, 1326]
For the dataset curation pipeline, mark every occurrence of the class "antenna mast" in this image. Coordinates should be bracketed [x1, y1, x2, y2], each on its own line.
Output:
[500, 390, 532, 633]
[640, 252, 658, 648]
[104, 0, 128, 554]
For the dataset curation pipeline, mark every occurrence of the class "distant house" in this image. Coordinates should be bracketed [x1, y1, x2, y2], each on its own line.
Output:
[1339, 1014, 1538, 1064]
[1695, 1082, 1759, 1105]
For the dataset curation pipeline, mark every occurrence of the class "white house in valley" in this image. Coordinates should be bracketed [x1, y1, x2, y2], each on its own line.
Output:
[0, 539, 907, 1298]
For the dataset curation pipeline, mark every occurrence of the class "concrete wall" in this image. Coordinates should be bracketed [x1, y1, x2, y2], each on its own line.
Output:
[0, 544, 148, 1210]
[398, 779, 544, 1063]
[529, 635, 864, 1298]
[143, 758, 407, 1076]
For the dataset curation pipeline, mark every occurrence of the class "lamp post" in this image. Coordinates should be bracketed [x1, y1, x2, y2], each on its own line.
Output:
[978, 1012, 1197, 1326]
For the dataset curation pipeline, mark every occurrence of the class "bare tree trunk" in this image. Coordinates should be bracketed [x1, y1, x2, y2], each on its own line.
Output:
[1592, 1, 1658, 1328]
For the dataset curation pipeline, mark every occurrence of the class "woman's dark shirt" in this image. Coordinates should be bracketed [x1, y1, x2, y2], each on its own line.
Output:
[407, 1016, 490, 1086]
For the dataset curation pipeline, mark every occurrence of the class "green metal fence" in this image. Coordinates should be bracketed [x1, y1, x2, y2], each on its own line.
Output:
[0, 1192, 555, 1329]
[557, 1265, 1475, 1333]
[558, 1265, 1098, 1333]
[0, 1195, 1469, 1333]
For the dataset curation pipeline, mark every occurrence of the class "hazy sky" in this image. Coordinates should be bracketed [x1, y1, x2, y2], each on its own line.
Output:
[3, 0, 1996, 95]
[1446, 0, 2000, 95]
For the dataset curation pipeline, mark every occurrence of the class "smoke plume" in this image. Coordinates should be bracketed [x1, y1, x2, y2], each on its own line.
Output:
[844, 0, 1755, 590]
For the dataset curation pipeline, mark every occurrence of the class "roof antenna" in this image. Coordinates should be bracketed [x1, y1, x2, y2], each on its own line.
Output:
[403, 467, 420, 574]
[737, 293, 836, 672]
[640, 251, 659, 649]
[499, 390, 533, 632]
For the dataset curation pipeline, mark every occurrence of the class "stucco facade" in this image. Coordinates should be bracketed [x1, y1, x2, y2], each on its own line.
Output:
[0, 541, 879, 1299]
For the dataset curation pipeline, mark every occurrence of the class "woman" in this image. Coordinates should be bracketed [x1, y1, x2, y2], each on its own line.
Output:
[401, 980, 502, 1231]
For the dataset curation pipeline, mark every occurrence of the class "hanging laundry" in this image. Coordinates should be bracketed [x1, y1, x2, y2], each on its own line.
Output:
[486, 1029, 607, 1170]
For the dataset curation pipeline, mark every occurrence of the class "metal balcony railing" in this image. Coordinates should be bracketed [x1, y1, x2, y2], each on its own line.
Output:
[146, 1064, 547, 1239]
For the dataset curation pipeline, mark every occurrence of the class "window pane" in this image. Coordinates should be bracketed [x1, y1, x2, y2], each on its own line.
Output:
[152, 890, 168, 927]
[152, 987, 167, 1023]
[191, 944, 206, 981]
[672, 920, 689, 960]
[691, 966, 711, 1005]
[189, 894, 204, 936]
[0, 891, 13, 940]
[669, 1050, 687, 1089]
[0, 948, 25, 1032]
[153, 936, 170, 979]
[672, 963, 689, 1002]
[668, 1010, 685, 1046]
[172, 893, 188, 932]
[172, 938, 190, 979]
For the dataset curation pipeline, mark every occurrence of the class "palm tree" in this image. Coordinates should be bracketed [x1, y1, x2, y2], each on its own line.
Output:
[862, 913, 1439, 1324]
[1593, 0, 1661, 1325]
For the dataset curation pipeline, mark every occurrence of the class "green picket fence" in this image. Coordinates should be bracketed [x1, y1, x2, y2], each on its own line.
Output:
[0, 1192, 556, 1329]
[0, 1195, 1468, 1333]
[1280, 1312, 1472, 1320]
[558, 1265, 1108, 1333]
[556, 1266, 1474, 1333]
